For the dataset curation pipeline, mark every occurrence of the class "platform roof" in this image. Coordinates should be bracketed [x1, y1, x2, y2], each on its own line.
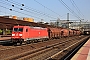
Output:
[0, 17, 52, 29]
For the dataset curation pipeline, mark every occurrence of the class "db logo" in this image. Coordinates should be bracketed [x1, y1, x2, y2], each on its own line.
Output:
[16, 33, 18, 36]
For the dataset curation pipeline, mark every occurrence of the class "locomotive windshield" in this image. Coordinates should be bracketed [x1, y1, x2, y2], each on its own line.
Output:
[13, 28, 23, 32]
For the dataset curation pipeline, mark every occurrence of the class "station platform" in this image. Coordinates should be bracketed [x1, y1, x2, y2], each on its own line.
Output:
[71, 38, 90, 60]
[0, 37, 11, 40]
[0, 36, 11, 44]
[0, 35, 11, 40]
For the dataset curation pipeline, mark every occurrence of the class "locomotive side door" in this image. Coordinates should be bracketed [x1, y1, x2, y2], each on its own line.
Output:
[24, 27, 29, 39]
[26, 28, 29, 38]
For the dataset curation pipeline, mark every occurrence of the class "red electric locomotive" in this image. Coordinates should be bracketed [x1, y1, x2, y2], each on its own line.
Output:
[11, 26, 48, 44]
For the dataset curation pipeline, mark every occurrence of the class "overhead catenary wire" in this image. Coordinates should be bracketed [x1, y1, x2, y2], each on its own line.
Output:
[1, 0, 85, 22]
[70, 0, 85, 18]
[0, 10, 14, 15]
[4, 0, 57, 19]
[33, 0, 61, 17]
[0, 4, 42, 19]
[0, 0, 58, 23]
[0, 0, 42, 19]
[0, 1, 43, 19]
[58, 0, 82, 20]
[59, 0, 82, 20]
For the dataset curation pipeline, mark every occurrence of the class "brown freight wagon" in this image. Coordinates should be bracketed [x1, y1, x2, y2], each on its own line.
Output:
[61, 28, 69, 37]
[69, 29, 73, 36]
[47, 27, 61, 39]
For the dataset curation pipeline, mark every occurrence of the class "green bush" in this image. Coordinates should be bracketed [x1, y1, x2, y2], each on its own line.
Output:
[6, 30, 12, 35]
[0, 29, 2, 34]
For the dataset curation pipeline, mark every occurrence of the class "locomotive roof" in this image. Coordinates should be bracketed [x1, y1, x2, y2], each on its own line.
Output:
[13, 26, 47, 29]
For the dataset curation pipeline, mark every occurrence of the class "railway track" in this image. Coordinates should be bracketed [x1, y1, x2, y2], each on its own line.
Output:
[48, 36, 90, 60]
[0, 36, 71, 59]
[0, 35, 74, 51]
[0, 35, 78, 51]
[1, 35, 88, 60]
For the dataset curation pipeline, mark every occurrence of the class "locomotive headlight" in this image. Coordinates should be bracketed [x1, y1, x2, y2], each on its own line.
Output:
[19, 34, 22, 36]
[12, 34, 15, 36]
[87, 32, 89, 34]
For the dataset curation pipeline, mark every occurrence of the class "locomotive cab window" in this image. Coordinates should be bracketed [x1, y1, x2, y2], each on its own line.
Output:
[13, 28, 23, 32]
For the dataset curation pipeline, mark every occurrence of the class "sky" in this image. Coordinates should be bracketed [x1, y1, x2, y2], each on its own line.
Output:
[0, 0, 90, 23]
